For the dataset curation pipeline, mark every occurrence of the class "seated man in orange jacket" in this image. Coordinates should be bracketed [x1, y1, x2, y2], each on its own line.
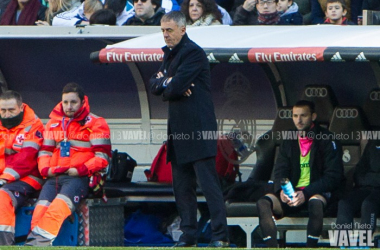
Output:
[0, 90, 44, 245]
[25, 82, 111, 246]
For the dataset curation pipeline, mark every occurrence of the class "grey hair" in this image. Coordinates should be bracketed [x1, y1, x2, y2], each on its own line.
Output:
[161, 11, 186, 27]
[0, 90, 22, 106]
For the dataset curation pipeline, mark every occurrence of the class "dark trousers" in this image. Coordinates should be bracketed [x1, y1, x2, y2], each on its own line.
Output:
[257, 194, 325, 247]
[336, 188, 380, 232]
[39, 175, 89, 207]
[172, 157, 228, 244]
[2, 181, 37, 208]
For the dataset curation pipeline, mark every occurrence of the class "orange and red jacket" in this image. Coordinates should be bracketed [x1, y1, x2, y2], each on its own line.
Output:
[38, 96, 111, 177]
[0, 104, 44, 190]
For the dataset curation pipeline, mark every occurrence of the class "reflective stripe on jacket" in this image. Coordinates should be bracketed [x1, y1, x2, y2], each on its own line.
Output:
[0, 104, 44, 190]
[38, 96, 111, 176]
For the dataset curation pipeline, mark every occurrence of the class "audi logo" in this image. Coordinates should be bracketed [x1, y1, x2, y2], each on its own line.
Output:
[304, 87, 328, 97]
[278, 109, 292, 119]
[335, 109, 358, 119]
[370, 91, 380, 101]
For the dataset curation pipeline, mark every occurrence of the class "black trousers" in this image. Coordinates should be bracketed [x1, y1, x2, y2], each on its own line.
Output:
[172, 157, 228, 244]
[336, 188, 380, 232]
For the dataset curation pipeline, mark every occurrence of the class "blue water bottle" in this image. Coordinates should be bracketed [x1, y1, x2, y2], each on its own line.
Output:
[281, 178, 295, 200]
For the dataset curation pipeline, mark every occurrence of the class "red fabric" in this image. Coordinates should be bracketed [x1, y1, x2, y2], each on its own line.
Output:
[257, 12, 280, 25]
[324, 17, 348, 25]
[216, 136, 239, 183]
[145, 142, 172, 183]
[50, 95, 90, 122]
[0, 104, 44, 189]
[40, 167, 49, 177]
[0, 0, 41, 25]
[146, 138, 239, 184]
[76, 164, 89, 176]
[51, 166, 69, 174]
[38, 95, 111, 176]
[89, 172, 106, 196]
[298, 136, 313, 157]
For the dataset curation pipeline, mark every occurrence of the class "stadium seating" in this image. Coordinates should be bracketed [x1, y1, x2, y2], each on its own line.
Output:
[226, 103, 374, 248]
[300, 84, 338, 128]
[363, 88, 380, 130]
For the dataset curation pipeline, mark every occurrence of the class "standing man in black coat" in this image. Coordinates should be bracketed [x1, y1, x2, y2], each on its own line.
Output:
[150, 11, 229, 248]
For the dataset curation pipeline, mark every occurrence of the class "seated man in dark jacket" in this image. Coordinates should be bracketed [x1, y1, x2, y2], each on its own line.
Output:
[123, 0, 165, 25]
[257, 100, 344, 247]
[336, 139, 380, 241]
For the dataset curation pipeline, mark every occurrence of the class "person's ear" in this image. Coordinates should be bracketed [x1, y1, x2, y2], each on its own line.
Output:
[342, 9, 347, 16]
[181, 26, 186, 35]
[20, 103, 25, 111]
[312, 113, 317, 122]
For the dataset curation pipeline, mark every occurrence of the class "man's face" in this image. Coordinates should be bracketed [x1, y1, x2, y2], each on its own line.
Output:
[292, 106, 316, 131]
[0, 99, 23, 119]
[325, 2, 346, 22]
[62, 92, 83, 118]
[134, 0, 156, 22]
[256, 0, 277, 14]
[161, 20, 186, 49]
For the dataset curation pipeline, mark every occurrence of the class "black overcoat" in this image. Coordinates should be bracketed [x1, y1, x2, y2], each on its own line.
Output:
[150, 33, 217, 165]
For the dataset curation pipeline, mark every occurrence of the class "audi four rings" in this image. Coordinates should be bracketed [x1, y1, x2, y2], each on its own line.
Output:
[370, 91, 380, 101]
[278, 109, 292, 119]
[304, 87, 328, 97]
[335, 108, 359, 118]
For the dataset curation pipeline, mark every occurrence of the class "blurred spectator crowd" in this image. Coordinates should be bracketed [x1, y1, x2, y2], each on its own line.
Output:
[0, 0, 378, 26]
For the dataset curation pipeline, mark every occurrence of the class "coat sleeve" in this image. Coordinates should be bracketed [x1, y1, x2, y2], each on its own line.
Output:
[81, 118, 112, 175]
[233, 6, 257, 25]
[310, 0, 325, 24]
[303, 139, 343, 199]
[292, 12, 304, 25]
[150, 63, 168, 96]
[161, 47, 205, 101]
[273, 140, 292, 193]
[0, 120, 44, 181]
[38, 120, 57, 177]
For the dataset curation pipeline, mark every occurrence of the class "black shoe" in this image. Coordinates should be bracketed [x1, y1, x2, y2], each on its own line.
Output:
[208, 241, 230, 248]
[172, 241, 197, 247]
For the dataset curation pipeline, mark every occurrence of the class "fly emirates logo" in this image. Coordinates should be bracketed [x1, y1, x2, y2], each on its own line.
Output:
[248, 48, 324, 62]
[103, 49, 164, 63]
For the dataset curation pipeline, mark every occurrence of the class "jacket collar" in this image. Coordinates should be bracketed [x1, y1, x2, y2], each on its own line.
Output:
[0, 104, 36, 130]
[162, 33, 190, 55]
[49, 95, 90, 122]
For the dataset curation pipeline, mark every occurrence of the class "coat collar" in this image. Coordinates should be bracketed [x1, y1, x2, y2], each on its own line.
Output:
[0, 104, 36, 131]
[49, 95, 90, 122]
[162, 33, 190, 56]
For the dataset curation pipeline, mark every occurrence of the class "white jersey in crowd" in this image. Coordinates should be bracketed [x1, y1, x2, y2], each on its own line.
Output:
[52, 1, 134, 26]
